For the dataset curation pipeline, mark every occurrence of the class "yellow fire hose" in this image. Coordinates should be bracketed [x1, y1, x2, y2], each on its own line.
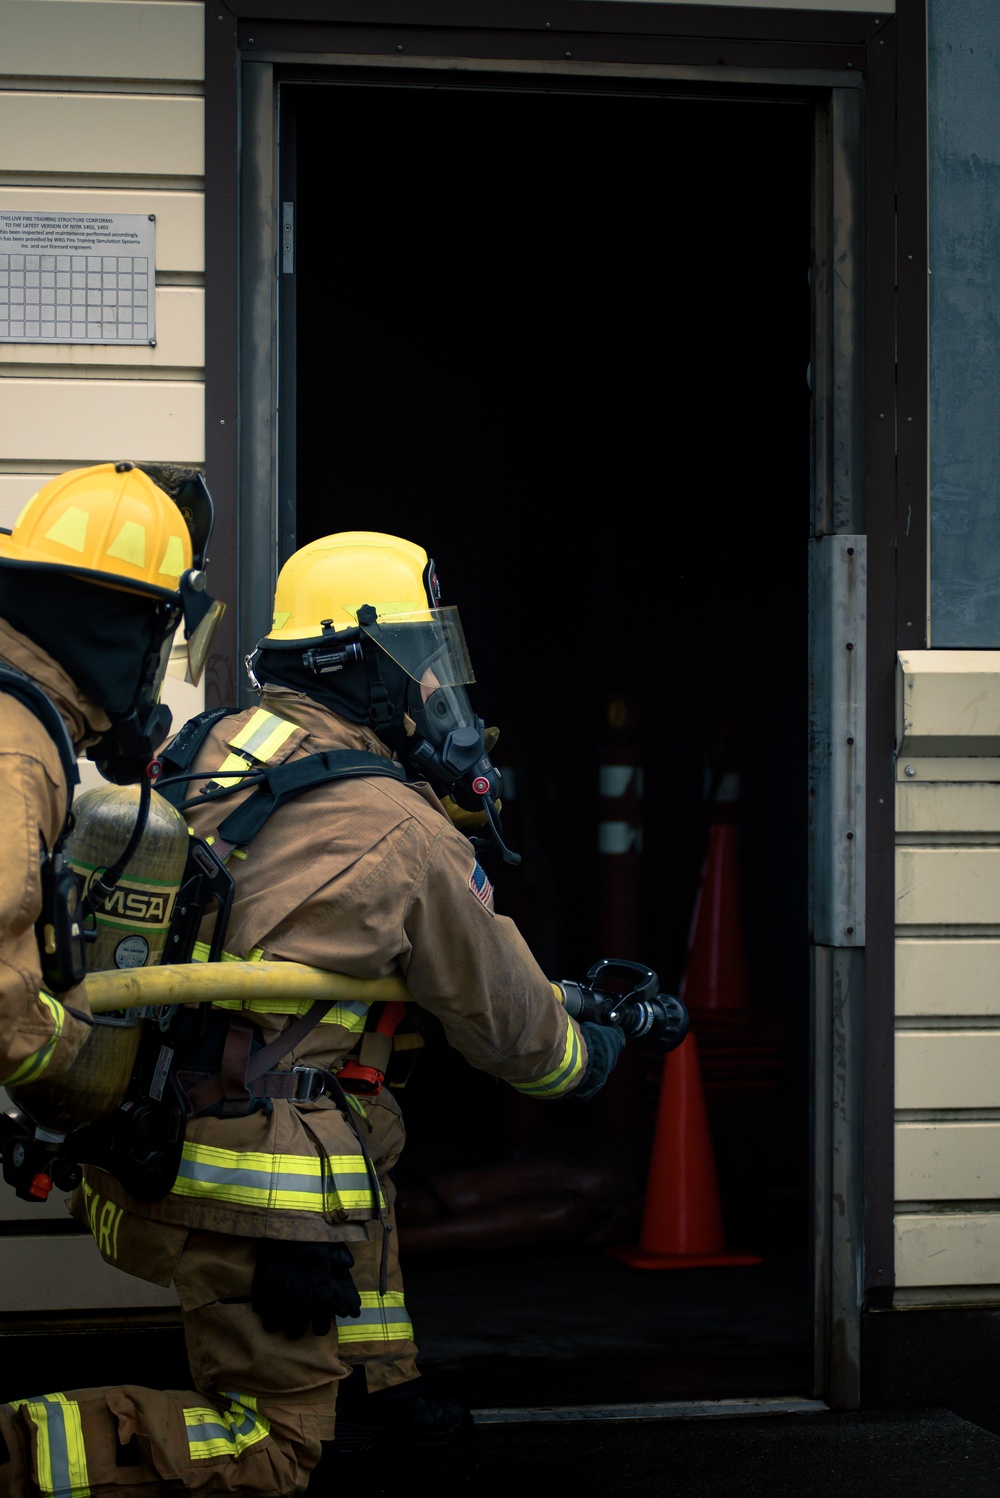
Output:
[84, 961, 411, 1015]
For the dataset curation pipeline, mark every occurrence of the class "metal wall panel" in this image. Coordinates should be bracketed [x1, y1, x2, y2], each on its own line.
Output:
[0, 1, 203, 82]
[0, 190, 204, 272]
[897, 938, 1000, 1016]
[0, 378, 204, 462]
[0, 287, 203, 369]
[896, 847, 1000, 927]
[897, 781, 1000, 834]
[0, 92, 203, 176]
[0, 1236, 178, 1313]
[896, 1121, 1000, 1200]
[898, 649, 1000, 756]
[896, 1213, 1000, 1288]
[897, 1032, 1000, 1110]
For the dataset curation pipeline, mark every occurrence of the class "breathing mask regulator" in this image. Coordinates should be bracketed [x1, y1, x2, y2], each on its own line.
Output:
[246, 530, 519, 865]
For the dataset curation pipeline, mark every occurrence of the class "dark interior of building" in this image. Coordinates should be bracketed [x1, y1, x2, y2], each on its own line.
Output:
[288, 76, 816, 1407]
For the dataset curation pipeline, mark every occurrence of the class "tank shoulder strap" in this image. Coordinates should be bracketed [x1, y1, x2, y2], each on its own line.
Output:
[155, 705, 241, 806]
[0, 661, 79, 814]
[215, 748, 406, 849]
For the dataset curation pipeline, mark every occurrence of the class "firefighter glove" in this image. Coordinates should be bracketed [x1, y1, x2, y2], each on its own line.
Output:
[251, 1240, 361, 1339]
[571, 1021, 627, 1103]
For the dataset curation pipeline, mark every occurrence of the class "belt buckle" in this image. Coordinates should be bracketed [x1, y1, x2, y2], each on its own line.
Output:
[290, 1066, 325, 1102]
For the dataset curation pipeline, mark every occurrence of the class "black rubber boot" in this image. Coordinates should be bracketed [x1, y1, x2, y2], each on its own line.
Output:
[333, 1376, 474, 1454]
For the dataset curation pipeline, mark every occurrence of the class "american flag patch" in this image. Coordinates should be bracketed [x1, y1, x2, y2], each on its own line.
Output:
[469, 861, 494, 910]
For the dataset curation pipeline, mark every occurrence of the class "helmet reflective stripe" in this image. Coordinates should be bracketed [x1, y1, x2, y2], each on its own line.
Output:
[184, 1397, 270, 1462]
[0, 462, 193, 602]
[172, 1141, 383, 1214]
[511, 1020, 584, 1098]
[335, 1289, 413, 1344]
[10, 1393, 90, 1496]
[3, 992, 64, 1087]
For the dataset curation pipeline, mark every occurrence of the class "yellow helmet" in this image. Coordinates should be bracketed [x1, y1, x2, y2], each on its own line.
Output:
[266, 530, 439, 642]
[0, 461, 193, 602]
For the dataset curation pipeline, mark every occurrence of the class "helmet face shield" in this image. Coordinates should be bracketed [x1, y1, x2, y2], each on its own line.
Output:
[359, 606, 475, 691]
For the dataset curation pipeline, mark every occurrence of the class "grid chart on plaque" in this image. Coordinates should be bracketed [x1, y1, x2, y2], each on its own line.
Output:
[0, 253, 151, 343]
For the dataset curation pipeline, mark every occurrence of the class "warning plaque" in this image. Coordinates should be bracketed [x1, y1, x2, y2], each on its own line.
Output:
[0, 212, 156, 345]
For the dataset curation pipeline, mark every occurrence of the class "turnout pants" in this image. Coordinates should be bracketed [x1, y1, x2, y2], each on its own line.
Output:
[0, 1091, 420, 1495]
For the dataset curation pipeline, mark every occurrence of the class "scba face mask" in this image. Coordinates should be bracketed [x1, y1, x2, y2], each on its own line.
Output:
[357, 604, 518, 863]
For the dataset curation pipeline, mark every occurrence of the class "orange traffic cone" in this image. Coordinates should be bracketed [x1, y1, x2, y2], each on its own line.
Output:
[607, 1032, 761, 1269]
[680, 819, 750, 1012]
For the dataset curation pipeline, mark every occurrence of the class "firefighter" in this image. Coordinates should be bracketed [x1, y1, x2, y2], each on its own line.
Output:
[0, 460, 219, 1096]
[0, 531, 624, 1497]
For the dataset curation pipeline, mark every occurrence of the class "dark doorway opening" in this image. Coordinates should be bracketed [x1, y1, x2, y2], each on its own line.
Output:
[286, 76, 813, 1406]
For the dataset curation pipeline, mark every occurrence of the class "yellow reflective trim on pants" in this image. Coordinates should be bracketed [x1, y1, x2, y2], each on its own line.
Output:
[10, 1393, 90, 1496]
[335, 1290, 413, 1345]
[212, 709, 298, 788]
[5, 992, 64, 1087]
[184, 1396, 271, 1462]
[511, 1017, 584, 1098]
[171, 1141, 382, 1213]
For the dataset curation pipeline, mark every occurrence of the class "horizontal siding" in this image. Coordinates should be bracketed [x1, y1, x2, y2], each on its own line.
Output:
[0, 188, 203, 271]
[897, 1032, 1000, 1110]
[0, 285, 203, 367]
[1, 377, 204, 463]
[0, 92, 203, 176]
[896, 1214, 1000, 1289]
[896, 1122, 1000, 1199]
[897, 938, 1000, 1016]
[0, 1234, 178, 1312]
[0, 1, 203, 81]
[897, 781, 1000, 834]
[896, 847, 1000, 927]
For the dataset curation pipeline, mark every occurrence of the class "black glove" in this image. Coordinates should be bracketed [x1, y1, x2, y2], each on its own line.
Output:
[571, 1022, 627, 1103]
[251, 1240, 361, 1339]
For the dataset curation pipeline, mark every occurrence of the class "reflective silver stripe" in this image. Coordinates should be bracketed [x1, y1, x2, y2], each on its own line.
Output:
[185, 1396, 270, 1461]
[335, 1290, 413, 1345]
[171, 1143, 380, 1213]
[10, 1393, 90, 1496]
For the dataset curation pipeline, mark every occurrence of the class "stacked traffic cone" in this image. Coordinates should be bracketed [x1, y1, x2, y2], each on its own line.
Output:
[607, 1030, 761, 1269]
[680, 819, 750, 1012]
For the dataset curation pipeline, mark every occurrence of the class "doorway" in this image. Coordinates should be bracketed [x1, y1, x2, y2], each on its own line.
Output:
[283, 75, 814, 1406]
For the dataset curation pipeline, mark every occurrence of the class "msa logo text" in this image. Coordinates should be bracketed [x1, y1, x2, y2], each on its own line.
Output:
[84, 877, 175, 928]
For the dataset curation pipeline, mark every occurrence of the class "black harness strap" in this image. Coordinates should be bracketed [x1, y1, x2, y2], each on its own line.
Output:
[0, 662, 79, 807]
[215, 749, 405, 847]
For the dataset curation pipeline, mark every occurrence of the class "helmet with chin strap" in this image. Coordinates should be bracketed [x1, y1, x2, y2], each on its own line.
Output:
[248, 532, 518, 863]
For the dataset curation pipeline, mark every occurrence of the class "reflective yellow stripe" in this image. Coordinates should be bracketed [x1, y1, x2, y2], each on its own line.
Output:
[511, 1017, 584, 1098]
[184, 1395, 271, 1462]
[5, 992, 64, 1087]
[171, 1141, 382, 1214]
[212, 709, 297, 788]
[335, 1289, 413, 1345]
[11, 1393, 90, 1496]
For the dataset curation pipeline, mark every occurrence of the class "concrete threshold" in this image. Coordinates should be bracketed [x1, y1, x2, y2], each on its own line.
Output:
[473, 1396, 829, 1424]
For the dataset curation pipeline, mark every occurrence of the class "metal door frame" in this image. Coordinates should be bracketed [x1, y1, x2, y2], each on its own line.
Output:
[203, 1, 928, 1409]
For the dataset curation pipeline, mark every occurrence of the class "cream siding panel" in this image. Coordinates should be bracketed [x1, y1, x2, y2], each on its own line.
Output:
[0, 473, 58, 528]
[896, 1214, 1000, 1288]
[0, 1235, 177, 1312]
[898, 650, 1000, 756]
[896, 1032, 1000, 1110]
[0, 1, 202, 82]
[0, 190, 203, 272]
[0, 286, 203, 367]
[897, 939, 1000, 1016]
[1, 379, 204, 463]
[0, 93, 203, 177]
[896, 1122, 1000, 1200]
[897, 781, 1000, 834]
[896, 847, 1000, 927]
